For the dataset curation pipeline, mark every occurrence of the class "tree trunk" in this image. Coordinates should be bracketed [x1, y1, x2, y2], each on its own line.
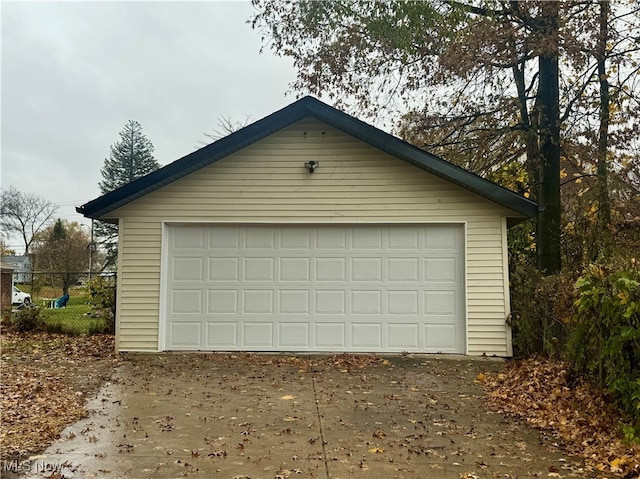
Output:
[512, 59, 540, 200]
[596, 0, 611, 257]
[536, 2, 562, 275]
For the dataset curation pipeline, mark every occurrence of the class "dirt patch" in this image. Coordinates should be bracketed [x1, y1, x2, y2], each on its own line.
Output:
[0, 332, 118, 459]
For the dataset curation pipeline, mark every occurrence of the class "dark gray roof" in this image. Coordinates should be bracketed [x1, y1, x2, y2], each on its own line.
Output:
[77, 96, 537, 219]
[2, 255, 31, 269]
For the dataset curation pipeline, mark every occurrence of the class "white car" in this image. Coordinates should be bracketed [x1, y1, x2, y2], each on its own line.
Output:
[12, 286, 31, 305]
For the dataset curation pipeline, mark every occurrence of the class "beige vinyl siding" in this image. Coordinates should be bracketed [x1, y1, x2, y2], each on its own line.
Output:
[108, 118, 518, 355]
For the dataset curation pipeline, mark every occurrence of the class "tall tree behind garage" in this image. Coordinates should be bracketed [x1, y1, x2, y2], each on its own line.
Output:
[96, 120, 160, 269]
[535, 2, 560, 274]
[250, 1, 639, 275]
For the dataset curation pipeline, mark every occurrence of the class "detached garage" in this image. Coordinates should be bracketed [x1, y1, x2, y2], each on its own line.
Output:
[78, 96, 536, 356]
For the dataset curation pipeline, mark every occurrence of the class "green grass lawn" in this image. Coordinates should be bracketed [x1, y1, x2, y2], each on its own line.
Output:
[12, 282, 113, 335]
[37, 295, 109, 335]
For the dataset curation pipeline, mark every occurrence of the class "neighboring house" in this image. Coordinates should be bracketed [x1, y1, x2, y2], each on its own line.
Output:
[78, 97, 537, 356]
[3, 255, 31, 283]
[1, 261, 14, 319]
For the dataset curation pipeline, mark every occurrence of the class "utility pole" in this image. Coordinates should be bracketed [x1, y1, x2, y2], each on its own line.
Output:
[87, 219, 96, 280]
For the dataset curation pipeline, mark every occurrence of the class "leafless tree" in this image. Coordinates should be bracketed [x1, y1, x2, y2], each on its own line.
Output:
[0, 186, 57, 257]
[199, 115, 253, 146]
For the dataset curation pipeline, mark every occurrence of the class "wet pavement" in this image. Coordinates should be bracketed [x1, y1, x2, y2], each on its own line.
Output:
[13, 353, 592, 478]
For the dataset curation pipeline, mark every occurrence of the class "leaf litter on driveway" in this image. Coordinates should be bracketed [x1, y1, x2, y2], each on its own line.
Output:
[1, 332, 117, 460]
[2, 339, 631, 479]
[484, 357, 640, 477]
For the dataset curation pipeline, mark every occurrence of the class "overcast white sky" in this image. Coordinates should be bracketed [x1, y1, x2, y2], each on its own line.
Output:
[1, 1, 299, 253]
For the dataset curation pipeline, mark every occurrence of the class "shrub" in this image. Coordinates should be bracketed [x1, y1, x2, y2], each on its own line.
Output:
[87, 276, 116, 334]
[509, 261, 574, 358]
[12, 306, 44, 332]
[87, 276, 115, 309]
[568, 260, 640, 432]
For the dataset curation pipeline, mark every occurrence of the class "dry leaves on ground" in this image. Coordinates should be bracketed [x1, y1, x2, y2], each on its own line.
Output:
[483, 357, 640, 477]
[0, 332, 117, 459]
[206, 352, 386, 372]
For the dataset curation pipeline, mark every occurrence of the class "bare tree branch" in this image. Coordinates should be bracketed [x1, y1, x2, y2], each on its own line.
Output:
[0, 186, 57, 256]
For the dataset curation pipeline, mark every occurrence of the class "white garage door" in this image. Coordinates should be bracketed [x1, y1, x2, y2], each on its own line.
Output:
[164, 224, 465, 353]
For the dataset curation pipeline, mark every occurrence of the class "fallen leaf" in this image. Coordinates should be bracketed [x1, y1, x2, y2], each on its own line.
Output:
[0, 333, 116, 459]
[208, 450, 227, 458]
[368, 447, 384, 453]
[484, 357, 640, 477]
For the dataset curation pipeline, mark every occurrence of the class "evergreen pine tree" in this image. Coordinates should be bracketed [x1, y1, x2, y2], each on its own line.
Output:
[95, 120, 160, 269]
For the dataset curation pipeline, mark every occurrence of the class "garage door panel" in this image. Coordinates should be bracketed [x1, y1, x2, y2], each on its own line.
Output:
[206, 322, 237, 347]
[352, 323, 382, 348]
[173, 257, 204, 281]
[242, 290, 274, 314]
[352, 227, 382, 249]
[424, 257, 458, 283]
[209, 258, 238, 281]
[425, 291, 458, 315]
[352, 257, 382, 282]
[209, 228, 239, 249]
[316, 228, 347, 249]
[243, 322, 273, 347]
[207, 290, 238, 314]
[388, 323, 420, 349]
[279, 290, 310, 314]
[388, 290, 419, 315]
[170, 322, 201, 348]
[280, 227, 311, 249]
[278, 322, 309, 348]
[171, 290, 202, 314]
[388, 257, 419, 282]
[316, 258, 346, 281]
[174, 226, 205, 249]
[244, 257, 275, 281]
[388, 226, 419, 250]
[425, 323, 459, 351]
[316, 290, 346, 314]
[315, 322, 346, 348]
[425, 225, 459, 250]
[280, 257, 310, 281]
[245, 228, 275, 249]
[351, 290, 382, 314]
[165, 224, 465, 353]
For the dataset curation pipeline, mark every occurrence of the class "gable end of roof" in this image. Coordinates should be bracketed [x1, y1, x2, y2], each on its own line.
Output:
[77, 96, 537, 220]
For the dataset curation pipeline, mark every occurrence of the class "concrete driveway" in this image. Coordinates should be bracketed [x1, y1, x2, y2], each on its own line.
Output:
[20, 353, 588, 478]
